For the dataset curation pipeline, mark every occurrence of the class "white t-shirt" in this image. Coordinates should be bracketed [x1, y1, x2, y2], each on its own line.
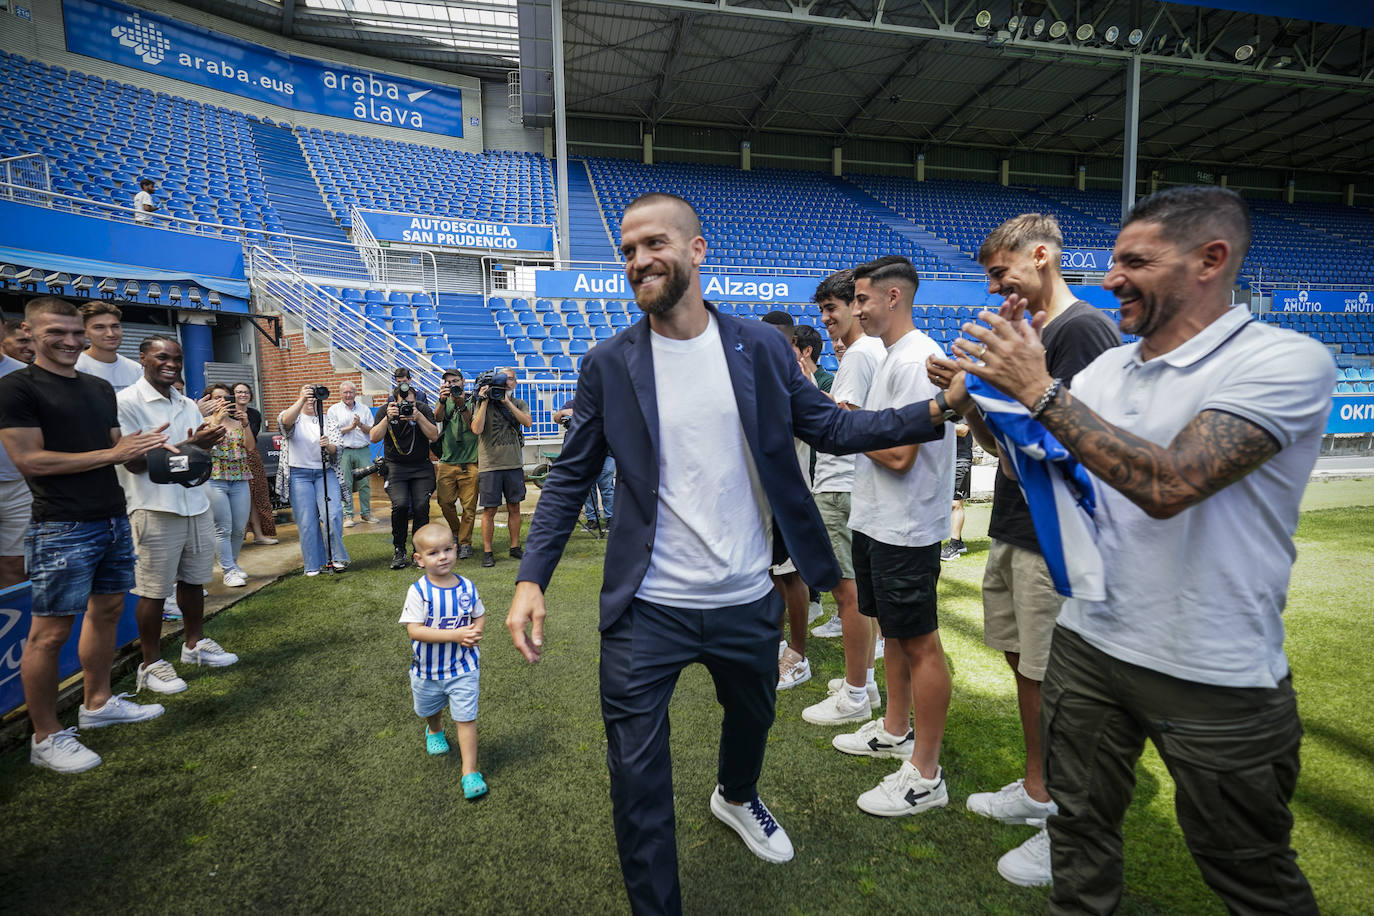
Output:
[286, 413, 326, 470]
[849, 329, 954, 548]
[115, 377, 211, 517]
[635, 313, 774, 609]
[76, 351, 143, 393]
[812, 333, 886, 494]
[133, 189, 154, 224]
[1057, 307, 1335, 688]
[327, 400, 374, 449]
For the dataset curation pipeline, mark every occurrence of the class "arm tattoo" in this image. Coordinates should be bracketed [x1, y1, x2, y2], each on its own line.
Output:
[1039, 391, 1280, 519]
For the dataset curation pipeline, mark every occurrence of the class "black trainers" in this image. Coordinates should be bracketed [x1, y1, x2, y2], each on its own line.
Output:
[481, 552, 495, 568]
[458, 544, 473, 560]
[390, 548, 409, 570]
[509, 546, 524, 560]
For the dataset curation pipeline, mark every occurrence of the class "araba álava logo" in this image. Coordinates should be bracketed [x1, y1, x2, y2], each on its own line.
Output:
[111, 13, 170, 65]
[323, 71, 429, 129]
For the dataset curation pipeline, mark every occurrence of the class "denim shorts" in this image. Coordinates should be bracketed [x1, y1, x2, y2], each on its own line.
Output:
[410, 668, 480, 722]
[25, 516, 136, 616]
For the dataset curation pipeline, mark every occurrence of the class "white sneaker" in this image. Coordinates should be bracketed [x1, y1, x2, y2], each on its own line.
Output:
[827, 677, 881, 709]
[967, 779, 1058, 825]
[709, 786, 794, 864]
[857, 762, 949, 817]
[806, 599, 824, 623]
[832, 719, 913, 758]
[343, 518, 357, 528]
[182, 637, 239, 667]
[30, 727, 102, 773]
[777, 649, 811, 690]
[998, 828, 1053, 887]
[778, 638, 787, 660]
[874, 638, 885, 660]
[223, 569, 248, 588]
[802, 689, 871, 725]
[136, 659, 188, 694]
[810, 616, 844, 638]
[79, 693, 165, 729]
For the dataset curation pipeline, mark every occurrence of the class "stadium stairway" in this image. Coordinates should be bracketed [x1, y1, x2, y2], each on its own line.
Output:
[567, 160, 619, 264]
[435, 293, 517, 376]
[249, 120, 354, 243]
[828, 178, 977, 271]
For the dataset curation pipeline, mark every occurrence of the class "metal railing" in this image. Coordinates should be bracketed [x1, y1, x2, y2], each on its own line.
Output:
[347, 205, 441, 298]
[0, 154, 51, 205]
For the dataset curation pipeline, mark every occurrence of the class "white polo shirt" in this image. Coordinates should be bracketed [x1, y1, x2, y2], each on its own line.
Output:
[812, 333, 885, 495]
[1058, 306, 1336, 688]
[849, 328, 954, 548]
[116, 377, 211, 517]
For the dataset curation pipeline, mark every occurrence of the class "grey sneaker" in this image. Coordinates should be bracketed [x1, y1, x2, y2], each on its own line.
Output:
[966, 779, 1058, 825]
[30, 727, 101, 774]
[810, 616, 844, 638]
[79, 693, 165, 729]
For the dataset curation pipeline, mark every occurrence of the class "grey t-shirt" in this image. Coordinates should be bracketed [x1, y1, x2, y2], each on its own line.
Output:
[477, 397, 528, 472]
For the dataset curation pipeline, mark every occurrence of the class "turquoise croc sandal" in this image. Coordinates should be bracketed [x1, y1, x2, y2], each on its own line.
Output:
[426, 728, 450, 756]
[462, 772, 488, 799]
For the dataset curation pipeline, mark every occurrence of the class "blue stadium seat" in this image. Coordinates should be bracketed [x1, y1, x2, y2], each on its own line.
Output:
[551, 355, 575, 372]
[541, 339, 564, 355]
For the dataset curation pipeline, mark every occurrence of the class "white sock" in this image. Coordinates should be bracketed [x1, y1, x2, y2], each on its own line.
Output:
[845, 683, 868, 705]
[865, 667, 876, 686]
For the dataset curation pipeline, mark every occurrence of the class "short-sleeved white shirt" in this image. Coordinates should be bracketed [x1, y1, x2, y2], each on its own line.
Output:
[133, 190, 154, 223]
[812, 333, 886, 494]
[848, 329, 954, 548]
[76, 351, 143, 393]
[116, 377, 211, 516]
[327, 400, 374, 449]
[1058, 306, 1336, 688]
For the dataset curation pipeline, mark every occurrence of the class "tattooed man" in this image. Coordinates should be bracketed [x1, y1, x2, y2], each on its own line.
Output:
[949, 186, 1331, 915]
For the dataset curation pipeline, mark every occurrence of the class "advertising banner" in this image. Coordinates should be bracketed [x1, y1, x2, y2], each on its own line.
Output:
[534, 269, 805, 302]
[1, 584, 140, 718]
[63, 0, 465, 138]
[1060, 248, 1114, 272]
[1327, 395, 1374, 434]
[1271, 289, 1374, 314]
[358, 210, 553, 253]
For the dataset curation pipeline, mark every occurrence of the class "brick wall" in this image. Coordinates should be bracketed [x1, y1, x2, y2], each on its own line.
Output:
[257, 333, 386, 431]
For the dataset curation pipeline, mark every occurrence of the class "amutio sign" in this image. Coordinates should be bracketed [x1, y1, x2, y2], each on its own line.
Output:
[358, 211, 554, 253]
[1272, 289, 1374, 314]
[62, 0, 465, 137]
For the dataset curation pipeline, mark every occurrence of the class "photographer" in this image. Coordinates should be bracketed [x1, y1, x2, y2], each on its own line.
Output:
[370, 382, 439, 569]
[470, 367, 532, 568]
[278, 385, 349, 576]
[553, 394, 614, 530]
[434, 369, 480, 560]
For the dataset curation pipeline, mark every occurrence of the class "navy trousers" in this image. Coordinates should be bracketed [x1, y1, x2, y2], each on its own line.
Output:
[599, 590, 782, 916]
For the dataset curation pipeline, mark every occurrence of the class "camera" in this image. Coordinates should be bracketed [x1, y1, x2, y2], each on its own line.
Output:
[353, 456, 389, 482]
[397, 401, 415, 418]
[309, 384, 330, 400]
[474, 369, 509, 401]
[557, 415, 572, 429]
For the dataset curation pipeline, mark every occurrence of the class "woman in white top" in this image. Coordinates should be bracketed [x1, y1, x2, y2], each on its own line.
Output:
[277, 385, 349, 575]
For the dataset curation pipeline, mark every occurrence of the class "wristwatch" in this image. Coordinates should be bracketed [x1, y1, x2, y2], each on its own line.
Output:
[934, 391, 959, 423]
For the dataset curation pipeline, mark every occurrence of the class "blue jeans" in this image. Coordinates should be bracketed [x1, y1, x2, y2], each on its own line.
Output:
[24, 517, 135, 616]
[208, 479, 250, 572]
[584, 455, 615, 522]
[289, 467, 349, 572]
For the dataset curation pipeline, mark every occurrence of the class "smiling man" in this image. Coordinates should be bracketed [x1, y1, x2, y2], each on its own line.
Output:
[507, 194, 958, 915]
[75, 302, 143, 393]
[952, 187, 1330, 913]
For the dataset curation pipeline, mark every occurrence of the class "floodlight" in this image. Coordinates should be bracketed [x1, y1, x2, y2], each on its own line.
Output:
[1127, 28, 1144, 46]
[147, 282, 162, 302]
[168, 285, 182, 304]
[208, 291, 221, 307]
[1032, 18, 1046, 36]
[1103, 25, 1120, 44]
[1234, 44, 1254, 61]
[73, 275, 94, 293]
[1007, 15, 1021, 31]
[188, 287, 203, 304]
[975, 9, 992, 29]
[98, 277, 118, 298]
[44, 272, 70, 293]
[123, 280, 139, 299]
[1049, 20, 1067, 39]
[1075, 24, 1094, 42]
[16, 268, 41, 291]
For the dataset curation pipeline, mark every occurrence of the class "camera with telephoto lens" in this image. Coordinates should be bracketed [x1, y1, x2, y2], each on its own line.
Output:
[353, 456, 389, 482]
[474, 370, 509, 401]
[309, 384, 330, 400]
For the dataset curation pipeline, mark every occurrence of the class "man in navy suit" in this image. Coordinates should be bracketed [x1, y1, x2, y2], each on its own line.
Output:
[506, 194, 962, 915]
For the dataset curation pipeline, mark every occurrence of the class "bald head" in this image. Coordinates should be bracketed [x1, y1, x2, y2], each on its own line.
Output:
[622, 193, 703, 241]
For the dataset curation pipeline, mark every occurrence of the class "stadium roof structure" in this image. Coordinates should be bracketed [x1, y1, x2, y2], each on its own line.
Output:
[511, 0, 1374, 178]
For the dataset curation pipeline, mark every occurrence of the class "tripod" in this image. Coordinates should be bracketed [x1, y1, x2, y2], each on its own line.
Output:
[313, 390, 343, 574]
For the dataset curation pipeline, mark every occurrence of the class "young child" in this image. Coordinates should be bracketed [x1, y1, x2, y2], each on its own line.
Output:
[399, 522, 488, 799]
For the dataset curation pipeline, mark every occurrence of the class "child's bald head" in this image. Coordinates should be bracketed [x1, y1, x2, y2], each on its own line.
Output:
[413, 523, 454, 553]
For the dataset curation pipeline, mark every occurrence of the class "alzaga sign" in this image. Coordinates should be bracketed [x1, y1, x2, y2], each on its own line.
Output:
[1273, 288, 1374, 314]
[535, 269, 800, 301]
[359, 211, 554, 253]
[63, 0, 465, 137]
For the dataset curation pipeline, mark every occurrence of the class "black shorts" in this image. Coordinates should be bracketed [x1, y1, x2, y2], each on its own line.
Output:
[478, 468, 527, 508]
[853, 532, 940, 639]
[954, 460, 971, 501]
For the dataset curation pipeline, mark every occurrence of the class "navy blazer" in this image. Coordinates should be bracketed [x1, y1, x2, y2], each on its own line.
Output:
[517, 304, 947, 631]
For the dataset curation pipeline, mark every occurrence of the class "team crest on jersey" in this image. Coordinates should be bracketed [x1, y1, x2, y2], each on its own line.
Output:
[457, 589, 474, 611]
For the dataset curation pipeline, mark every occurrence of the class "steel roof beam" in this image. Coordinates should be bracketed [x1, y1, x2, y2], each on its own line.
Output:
[746, 26, 820, 130]
[648, 14, 695, 125]
[837, 44, 924, 139]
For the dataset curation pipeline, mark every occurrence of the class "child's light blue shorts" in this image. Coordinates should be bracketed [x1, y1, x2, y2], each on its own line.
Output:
[410, 668, 479, 722]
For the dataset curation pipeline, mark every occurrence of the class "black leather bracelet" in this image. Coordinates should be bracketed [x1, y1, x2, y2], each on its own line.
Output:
[934, 390, 959, 422]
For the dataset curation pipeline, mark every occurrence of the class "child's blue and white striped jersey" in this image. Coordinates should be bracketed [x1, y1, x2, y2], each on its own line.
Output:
[398, 575, 486, 679]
